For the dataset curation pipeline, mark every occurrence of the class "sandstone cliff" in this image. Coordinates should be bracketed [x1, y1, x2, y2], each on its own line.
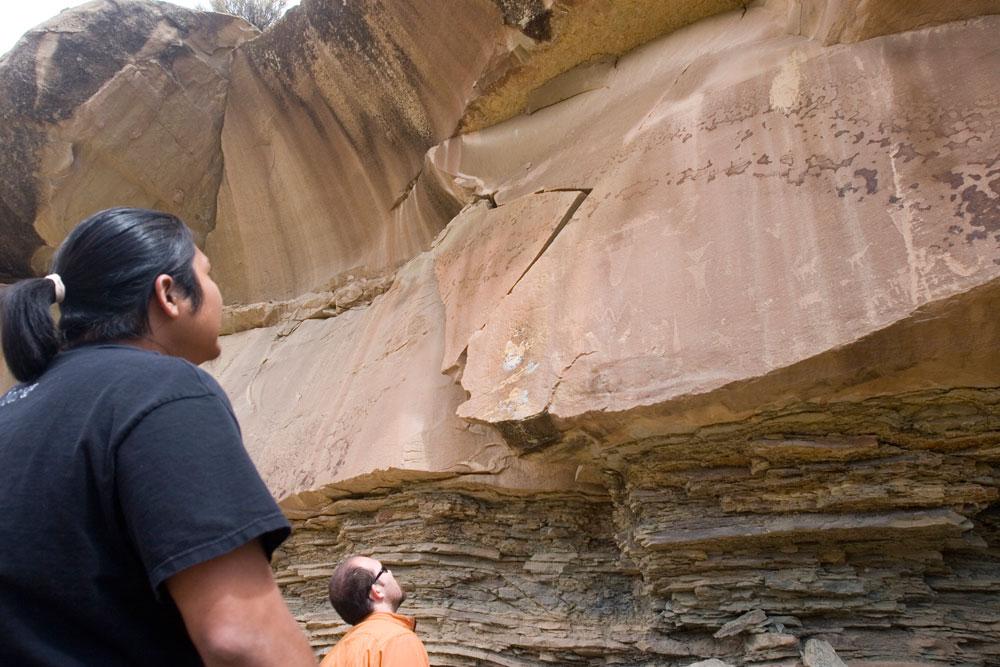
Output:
[1, 0, 999, 664]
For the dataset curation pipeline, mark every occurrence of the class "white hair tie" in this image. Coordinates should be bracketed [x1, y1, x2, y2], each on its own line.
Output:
[45, 274, 66, 304]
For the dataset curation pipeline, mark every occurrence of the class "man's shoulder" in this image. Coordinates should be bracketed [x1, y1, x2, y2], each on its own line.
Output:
[319, 624, 383, 667]
[57, 344, 225, 402]
[320, 614, 426, 666]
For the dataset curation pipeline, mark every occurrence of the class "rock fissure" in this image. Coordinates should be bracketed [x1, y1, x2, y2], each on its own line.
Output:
[505, 189, 589, 296]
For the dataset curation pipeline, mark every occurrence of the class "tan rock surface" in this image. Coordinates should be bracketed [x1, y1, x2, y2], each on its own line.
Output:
[206, 252, 596, 502]
[433, 192, 586, 373]
[202, 0, 505, 303]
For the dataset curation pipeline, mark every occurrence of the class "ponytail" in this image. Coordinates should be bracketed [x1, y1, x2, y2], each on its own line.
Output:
[1, 207, 202, 384]
[1, 278, 62, 382]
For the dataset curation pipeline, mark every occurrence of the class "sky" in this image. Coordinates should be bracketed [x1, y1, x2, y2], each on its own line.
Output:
[0, 0, 299, 58]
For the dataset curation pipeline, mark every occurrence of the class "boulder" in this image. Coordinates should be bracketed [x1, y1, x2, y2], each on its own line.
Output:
[0, 0, 256, 280]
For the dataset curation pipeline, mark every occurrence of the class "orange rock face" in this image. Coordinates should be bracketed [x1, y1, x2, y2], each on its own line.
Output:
[2, 0, 999, 664]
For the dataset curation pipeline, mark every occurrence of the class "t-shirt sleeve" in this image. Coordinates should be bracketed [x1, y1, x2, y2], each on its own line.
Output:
[383, 633, 431, 667]
[115, 392, 290, 594]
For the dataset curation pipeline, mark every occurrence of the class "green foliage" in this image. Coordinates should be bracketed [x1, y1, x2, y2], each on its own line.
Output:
[207, 0, 289, 31]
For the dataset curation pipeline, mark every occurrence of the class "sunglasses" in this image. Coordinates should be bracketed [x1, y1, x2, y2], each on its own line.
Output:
[373, 566, 389, 585]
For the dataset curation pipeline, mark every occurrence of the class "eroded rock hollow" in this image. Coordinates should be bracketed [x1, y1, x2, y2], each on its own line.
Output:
[2, 0, 999, 664]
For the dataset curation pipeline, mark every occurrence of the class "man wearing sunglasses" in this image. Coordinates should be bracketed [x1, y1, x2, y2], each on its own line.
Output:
[321, 555, 430, 666]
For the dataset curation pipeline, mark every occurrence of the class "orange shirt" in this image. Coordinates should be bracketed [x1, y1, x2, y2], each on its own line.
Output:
[320, 612, 430, 667]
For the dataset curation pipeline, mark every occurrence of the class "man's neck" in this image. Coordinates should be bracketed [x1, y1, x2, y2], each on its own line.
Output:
[369, 602, 399, 615]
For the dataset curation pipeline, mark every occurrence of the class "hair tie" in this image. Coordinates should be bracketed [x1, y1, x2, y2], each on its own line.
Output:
[45, 274, 66, 304]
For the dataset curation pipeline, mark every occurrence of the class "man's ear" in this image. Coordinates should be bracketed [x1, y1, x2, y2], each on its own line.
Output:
[151, 274, 182, 320]
[369, 583, 385, 602]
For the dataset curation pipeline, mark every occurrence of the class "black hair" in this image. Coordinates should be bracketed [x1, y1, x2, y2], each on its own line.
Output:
[328, 557, 377, 625]
[1, 207, 202, 383]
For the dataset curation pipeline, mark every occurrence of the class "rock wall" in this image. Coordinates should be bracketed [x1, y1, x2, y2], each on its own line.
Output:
[2, 0, 999, 664]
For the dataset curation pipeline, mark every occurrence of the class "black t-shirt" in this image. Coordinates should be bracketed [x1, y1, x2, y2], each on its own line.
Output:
[0, 345, 291, 666]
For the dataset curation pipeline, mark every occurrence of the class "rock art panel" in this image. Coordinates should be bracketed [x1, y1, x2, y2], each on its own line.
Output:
[433, 191, 586, 373]
[0, 0, 255, 279]
[447, 14, 1000, 432]
[796, 0, 1000, 44]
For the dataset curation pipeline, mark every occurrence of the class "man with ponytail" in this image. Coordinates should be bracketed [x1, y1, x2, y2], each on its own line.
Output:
[0, 208, 317, 666]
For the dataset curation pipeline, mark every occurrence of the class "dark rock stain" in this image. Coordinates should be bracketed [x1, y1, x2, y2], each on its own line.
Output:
[735, 128, 753, 149]
[0, 44, 45, 279]
[725, 160, 752, 176]
[788, 153, 858, 186]
[496, 412, 560, 452]
[0, 190, 44, 281]
[521, 10, 553, 41]
[960, 179, 1000, 240]
[299, 90, 333, 143]
[243, 0, 443, 199]
[854, 168, 878, 195]
[837, 182, 858, 198]
[893, 143, 921, 164]
[492, 0, 553, 41]
[305, 0, 378, 57]
[936, 171, 965, 189]
[37, 5, 162, 123]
